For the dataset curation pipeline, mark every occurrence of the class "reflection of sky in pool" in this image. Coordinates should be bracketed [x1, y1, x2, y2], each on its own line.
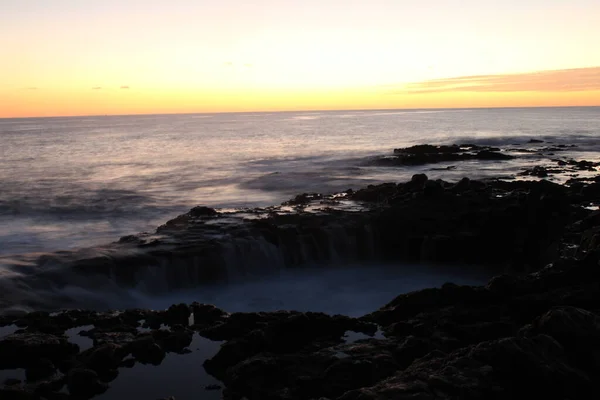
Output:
[0, 325, 18, 338]
[95, 333, 223, 400]
[65, 325, 95, 351]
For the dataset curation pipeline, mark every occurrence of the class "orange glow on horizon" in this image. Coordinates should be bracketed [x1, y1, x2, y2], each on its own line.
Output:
[1, 83, 599, 118]
[2, 1, 600, 118]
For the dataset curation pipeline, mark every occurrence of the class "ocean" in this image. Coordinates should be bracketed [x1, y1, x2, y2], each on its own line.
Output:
[0, 107, 599, 313]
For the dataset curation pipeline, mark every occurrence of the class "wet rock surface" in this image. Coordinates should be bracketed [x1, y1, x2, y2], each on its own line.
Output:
[13, 257, 599, 400]
[369, 141, 597, 185]
[382, 143, 516, 165]
[2, 143, 597, 312]
[12, 165, 596, 307]
[1, 144, 600, 399]
[205, 259, 600, 399]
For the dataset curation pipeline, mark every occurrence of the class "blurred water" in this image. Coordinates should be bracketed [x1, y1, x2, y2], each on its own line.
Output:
[122, 263, 501, 317]
[1, 107, 598, 397]
[1, 107, 599, 257]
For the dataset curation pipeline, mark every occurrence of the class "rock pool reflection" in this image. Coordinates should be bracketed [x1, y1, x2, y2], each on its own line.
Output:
[94, 333, 223, 400]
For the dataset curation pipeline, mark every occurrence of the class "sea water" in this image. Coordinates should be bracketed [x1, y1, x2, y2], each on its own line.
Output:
[0, 107, 598, 313]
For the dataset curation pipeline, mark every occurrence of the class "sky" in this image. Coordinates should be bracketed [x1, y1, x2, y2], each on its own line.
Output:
[1, 0, 599, 117]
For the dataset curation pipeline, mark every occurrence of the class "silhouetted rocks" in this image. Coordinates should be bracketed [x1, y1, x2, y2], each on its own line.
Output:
[4, 261, 600, 399]
[283, 192, 323, 206]
[2, 146, 600, 399]
[0, 333, 78, 369]
[10, 149, 598, 309]
[24, 358, 56, 382]
[520, 165, 554, 177]
[189, 205, 219, 217]
[370, 144, 514, 166]
[203, 256, 600, 400]
[67, 368, 108, 398]
[518, 158, 599, 178]
[0, 388, 36, 400]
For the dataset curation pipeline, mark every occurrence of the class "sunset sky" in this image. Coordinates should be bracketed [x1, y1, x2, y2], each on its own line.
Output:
[1, 0, 599, 117]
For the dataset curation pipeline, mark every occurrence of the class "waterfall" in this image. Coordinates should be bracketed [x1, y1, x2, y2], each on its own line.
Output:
[0, 209, 386, 313]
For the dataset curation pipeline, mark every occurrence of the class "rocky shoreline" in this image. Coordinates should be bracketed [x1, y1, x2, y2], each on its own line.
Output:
[1, 143, 600, 399]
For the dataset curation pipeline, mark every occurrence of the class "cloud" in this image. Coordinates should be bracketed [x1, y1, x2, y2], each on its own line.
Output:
[120, 86, 130, 89]
[391, 67, 600, 95]
[92, 87, 102, 90]
[223, 62, 233, 67]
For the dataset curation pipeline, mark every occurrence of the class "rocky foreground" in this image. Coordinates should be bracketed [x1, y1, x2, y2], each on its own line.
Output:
[1, 144, 600, 399]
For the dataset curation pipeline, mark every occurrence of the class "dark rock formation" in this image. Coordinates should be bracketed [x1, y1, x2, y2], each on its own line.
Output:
[6, 152, 598, 312]
[203, 256, 600, 399]
[2, 150, 600, 399]
[67, 368, 109, 398]
[0, 333, 78, 369]
[370, 144, 514, 166]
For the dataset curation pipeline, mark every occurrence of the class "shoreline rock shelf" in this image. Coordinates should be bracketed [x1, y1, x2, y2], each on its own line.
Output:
[381, 143, 516, 166]
[5, 169, 597, 313]
[1, 145, 600, 399]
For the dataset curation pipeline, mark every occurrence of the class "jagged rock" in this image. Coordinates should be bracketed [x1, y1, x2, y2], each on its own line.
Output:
[369, 283, 492, 326]
[191, 302, 228, 326]
[525, 306, 600, 371]
[393, 335, 436, 369]
[7, 164, 597, 311]
[284, 192, 323, 206]
[204, 312, 376, 380]
[320, 355, 398, 398]
[411, 173, 428, 185]
[34, 376, 68, 398]
[93, 331, 137, 346]
[203, 329, 268, 379]
[523, 165, 552, 177]
[340, 335, 593, 400]
[79, 343, 128, 372]
[24, 358, 56, 382]
[120, 358, 136, 368]
[204, 258, 600, 399]
[129, 335, 165, 365]
[422, 179, 444, 197]
[373, 144, 514, 166]
[2, 150, 600, 400]
[351, 183, 398, 202]
[475, 149, 514, 160]
[0, 333, 78, 369]
[67, 368, 109, 397]
[221, 353, 332, 399]
[0, 388, 36, 400]
[451, 176, 471, 192]
[155, 326, 193, 353]
[164, 303, 191, 325]
[189, 206, 218, 217]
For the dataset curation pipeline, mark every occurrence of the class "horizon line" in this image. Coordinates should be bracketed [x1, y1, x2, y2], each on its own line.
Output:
[1, 104, 599, 120]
